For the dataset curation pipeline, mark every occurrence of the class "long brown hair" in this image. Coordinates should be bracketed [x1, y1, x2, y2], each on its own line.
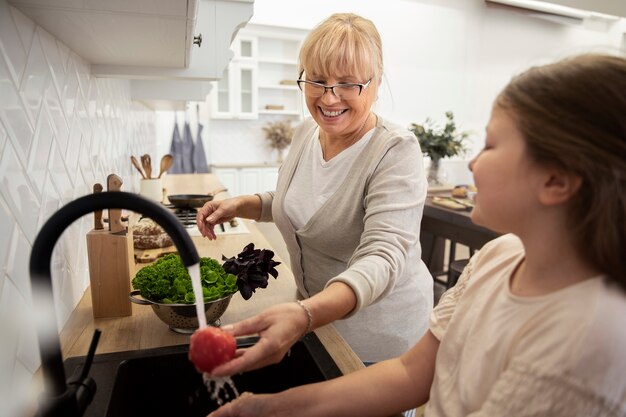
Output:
[497, 54, 626, 291]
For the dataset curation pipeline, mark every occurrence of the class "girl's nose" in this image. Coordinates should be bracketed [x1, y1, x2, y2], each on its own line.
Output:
[468, 156, 477, 172]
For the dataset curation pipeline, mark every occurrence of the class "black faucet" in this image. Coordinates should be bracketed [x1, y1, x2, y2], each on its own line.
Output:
[29, 191, 200, 417]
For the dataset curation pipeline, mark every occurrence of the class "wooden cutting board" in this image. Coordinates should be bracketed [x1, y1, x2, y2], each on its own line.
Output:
[134, 246, 178, 263]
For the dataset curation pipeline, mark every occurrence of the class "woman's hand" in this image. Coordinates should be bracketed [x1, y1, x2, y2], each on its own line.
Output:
[196, 198, 241, 240]
[197, 195, 262, 240]
[210, 302, 310, 377]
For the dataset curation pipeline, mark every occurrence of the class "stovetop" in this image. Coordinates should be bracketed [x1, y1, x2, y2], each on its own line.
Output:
[162, 204, 249, 235]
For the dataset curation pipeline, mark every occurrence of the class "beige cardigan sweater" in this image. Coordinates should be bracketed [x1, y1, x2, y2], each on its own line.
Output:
[258, 116, 433, 362]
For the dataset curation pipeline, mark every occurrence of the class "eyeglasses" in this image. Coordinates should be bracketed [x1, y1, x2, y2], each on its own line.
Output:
[297, 78, 371, 100]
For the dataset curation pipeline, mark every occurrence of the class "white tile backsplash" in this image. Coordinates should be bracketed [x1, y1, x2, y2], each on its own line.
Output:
[9, 5, 35, 53]
[0, 120, 6, 152]
[0, 197, 16, 276]
[0, 1, 157, 414]
[0, 1, 26, 86]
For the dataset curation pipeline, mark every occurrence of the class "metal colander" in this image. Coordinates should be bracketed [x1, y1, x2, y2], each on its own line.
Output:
[129, 290, 233, 334]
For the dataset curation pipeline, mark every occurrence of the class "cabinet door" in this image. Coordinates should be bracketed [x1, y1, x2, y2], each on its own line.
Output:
[235, 63, 258, 119]
[211, 63, 257, 119]
[213, 168, 239, 196]
[211, 67, 234, 118]
[235, 36, 257, 61]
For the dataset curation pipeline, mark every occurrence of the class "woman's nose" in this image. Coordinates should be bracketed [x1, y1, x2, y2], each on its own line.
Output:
[320, 89, 341, 104]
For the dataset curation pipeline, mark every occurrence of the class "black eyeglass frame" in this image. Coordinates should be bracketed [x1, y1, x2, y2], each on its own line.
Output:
[296, 77, 372, 99]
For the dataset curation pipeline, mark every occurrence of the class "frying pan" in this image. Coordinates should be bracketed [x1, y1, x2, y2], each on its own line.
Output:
[167, 188, 228, 209]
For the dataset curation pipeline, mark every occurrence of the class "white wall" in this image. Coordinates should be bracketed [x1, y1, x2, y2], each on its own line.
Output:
[184, 0, 624, 184]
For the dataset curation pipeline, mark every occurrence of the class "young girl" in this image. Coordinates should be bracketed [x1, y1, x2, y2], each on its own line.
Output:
[208, 53, 626, 417]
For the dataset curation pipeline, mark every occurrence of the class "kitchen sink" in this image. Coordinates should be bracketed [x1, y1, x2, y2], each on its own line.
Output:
[63, 332, 342, 417]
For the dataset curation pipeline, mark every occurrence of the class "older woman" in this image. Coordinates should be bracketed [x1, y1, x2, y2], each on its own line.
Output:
[197, 13, 433, 369]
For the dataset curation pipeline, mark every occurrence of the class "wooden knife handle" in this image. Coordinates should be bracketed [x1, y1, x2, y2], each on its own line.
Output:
[106, 174, 126, 234]
[93, 183, 104, 230]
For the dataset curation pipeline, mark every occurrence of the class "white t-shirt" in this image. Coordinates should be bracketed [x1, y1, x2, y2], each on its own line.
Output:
[284, 127, 375, 230]
[427, 234, 626, 416]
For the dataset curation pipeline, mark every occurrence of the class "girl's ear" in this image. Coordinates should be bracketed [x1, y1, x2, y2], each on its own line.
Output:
[539, 170, 582, 206]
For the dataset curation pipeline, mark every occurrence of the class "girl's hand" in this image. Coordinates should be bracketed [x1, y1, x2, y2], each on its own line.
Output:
[208, 392, 273, 417]
[210, 302, 310, 377]
[196, 198, 240, 239]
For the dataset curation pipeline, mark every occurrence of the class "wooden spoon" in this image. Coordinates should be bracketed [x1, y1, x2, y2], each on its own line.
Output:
[131, 156, 146, 178]
[158, 154, 174, 178]
[141, 154, 152, 179]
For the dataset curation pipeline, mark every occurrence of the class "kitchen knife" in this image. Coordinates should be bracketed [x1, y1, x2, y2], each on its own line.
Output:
[93, 183, 104, 230]
[107, 174, 126, 235]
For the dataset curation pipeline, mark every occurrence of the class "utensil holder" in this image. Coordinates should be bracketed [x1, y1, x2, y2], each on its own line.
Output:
[86, 229, 134, 318]
[139, 178, 163, 203]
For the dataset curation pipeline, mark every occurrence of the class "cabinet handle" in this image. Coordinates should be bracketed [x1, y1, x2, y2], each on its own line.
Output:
[194, 33, 203, 47]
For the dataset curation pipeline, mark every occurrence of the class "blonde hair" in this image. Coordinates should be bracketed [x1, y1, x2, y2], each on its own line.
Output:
[298, 13, 383, 85]
[498, 54, 626, 291]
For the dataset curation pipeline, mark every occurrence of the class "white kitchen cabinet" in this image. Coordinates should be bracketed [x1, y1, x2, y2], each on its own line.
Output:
[211, 34, 258, 118]
[209, 24, 309, 120]
[213, 168, 239, 195]
[211, 62, 258, 118]
[212, 165, 279, 196]
[11, 0, 254, 81]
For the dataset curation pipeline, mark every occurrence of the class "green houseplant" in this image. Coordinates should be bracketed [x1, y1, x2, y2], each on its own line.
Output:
[409, 111, 469, 185]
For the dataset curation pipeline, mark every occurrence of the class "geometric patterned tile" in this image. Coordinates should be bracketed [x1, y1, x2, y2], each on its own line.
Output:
[55, 37, 70, 74]
[0, 57, 34, 161]
[61, 59, 79, 121]
[0, 0, 27, 86]
[65, 116, 81, 175]
[74, 55, 90, 103]
[0, 278, 29, 417]
[27, 110, 53, 200]
[48, 141, 73, 204]
[19, 33, 49, 124]
[0, 196, 16, 283]
[7, 226, 32, 301]
[0, 120, 6, 153]
[0, 141, 39, 242]
[38, 175, 61, 231]
[38, 28, 65, 101]
[9, 7, 35, 56]
[44, 82, 69, 151]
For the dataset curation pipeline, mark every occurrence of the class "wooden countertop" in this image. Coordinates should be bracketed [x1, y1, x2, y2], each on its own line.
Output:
[210, 162, 282, 169]
[60, 173, 365, 376]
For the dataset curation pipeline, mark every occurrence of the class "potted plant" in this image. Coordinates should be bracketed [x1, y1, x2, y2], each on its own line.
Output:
[409, 111, 469, 185]
[263, 120, 294, 163]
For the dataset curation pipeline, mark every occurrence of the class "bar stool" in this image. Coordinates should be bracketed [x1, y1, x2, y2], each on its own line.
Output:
[445, 243, 473, 289]
[448, 258, 469, 288]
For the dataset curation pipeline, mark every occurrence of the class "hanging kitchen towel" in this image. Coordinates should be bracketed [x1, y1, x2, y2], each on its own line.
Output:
[181, 121, 195, 173]
[168, 118, 184, 174]
[193, 122, 209, 173]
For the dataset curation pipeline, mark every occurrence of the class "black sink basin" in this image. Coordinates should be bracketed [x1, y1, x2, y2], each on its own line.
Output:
[64, 332, 342, 417]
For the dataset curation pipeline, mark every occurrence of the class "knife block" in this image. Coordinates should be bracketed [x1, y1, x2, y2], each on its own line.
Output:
[86, 229, 134, 318]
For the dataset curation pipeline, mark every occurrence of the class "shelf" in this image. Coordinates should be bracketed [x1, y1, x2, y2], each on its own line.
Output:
[210, 24, 307, 121]
[258, 84, 299, 90]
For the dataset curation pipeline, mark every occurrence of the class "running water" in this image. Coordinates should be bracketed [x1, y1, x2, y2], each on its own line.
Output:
[187, 263, 207, 329]
[187, 263, 240, 404]
[203, 374, 240, 406]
